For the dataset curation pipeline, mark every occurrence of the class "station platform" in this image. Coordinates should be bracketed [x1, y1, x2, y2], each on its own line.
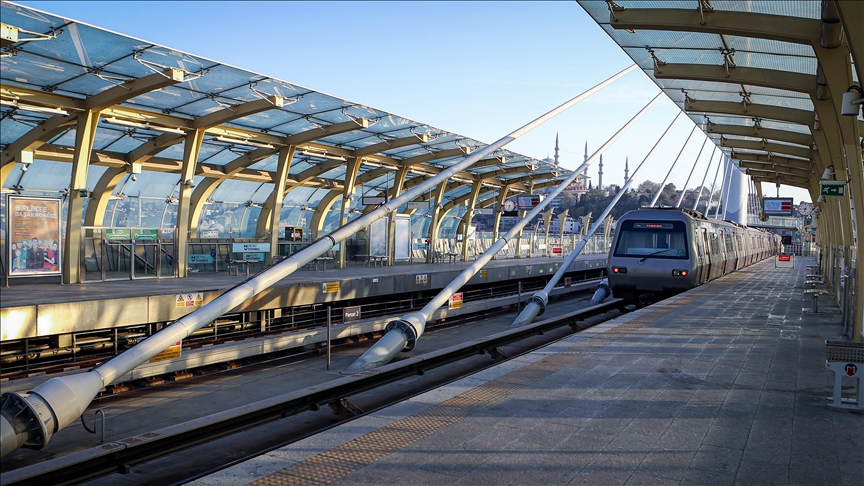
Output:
[1, 254, 606, 343]
[195, 256, 862, 486]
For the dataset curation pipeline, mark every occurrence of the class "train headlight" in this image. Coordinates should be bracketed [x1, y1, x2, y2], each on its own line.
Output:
[672, 269, 688, 277]
[612, 266, 627, 274]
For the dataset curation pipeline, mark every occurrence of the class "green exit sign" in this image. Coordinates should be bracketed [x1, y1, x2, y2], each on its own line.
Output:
[820, 181, 845, 196]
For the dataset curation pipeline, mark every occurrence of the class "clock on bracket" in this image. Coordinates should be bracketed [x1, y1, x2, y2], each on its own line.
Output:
[502, 199, 517, 212]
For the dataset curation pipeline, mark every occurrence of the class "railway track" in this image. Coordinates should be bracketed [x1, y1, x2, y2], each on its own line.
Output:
[2, 297, 624, 486]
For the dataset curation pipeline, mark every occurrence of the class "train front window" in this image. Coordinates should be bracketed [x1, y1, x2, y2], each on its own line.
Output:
[613, 220, 688, 259]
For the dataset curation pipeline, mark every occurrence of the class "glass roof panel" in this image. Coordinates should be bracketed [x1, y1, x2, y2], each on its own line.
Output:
[133, 171, 182, 197]
[247, 153, 280, 171]
[210, 179, 264, 204]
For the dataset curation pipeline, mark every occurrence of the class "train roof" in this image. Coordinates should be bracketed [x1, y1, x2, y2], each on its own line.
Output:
[635, 206, 707, 220]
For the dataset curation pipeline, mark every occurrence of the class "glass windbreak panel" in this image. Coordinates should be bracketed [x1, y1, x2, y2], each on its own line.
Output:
[613, 220, 689, 259]
[13, 160, 71, 191]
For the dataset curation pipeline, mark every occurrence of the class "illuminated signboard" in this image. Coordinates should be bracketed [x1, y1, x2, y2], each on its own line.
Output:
[763, 197, 794, 216]
[516, 195, 541, 209]
[633, 222, 674, 229]
[362, 196, 387, 206]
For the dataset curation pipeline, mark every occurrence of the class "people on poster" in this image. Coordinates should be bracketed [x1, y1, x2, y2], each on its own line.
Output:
[7, 196, 62, 276]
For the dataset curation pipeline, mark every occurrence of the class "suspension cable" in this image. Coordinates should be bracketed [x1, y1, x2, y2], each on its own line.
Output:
[675, 135, 709, 208]
[650, 124, 697, 207]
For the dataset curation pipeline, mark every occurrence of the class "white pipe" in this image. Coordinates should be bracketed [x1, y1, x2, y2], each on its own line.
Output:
[692, 146, 718, 211]
[715, 156, 732, 219]
[721, 158, 736, 220]
[512, 111, 683, 327]
[343, 85, 657, 375]
[675, 136, 708, 208]
[0, 65, 637, 457]
[649, 125, 697, 207]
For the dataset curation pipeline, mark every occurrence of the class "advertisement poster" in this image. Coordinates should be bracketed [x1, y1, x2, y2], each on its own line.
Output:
[7, 195, 62, 276]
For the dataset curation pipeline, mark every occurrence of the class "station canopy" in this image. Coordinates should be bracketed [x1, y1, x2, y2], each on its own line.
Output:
[0, 2, 570, 238]
[578, 0, 861, 193]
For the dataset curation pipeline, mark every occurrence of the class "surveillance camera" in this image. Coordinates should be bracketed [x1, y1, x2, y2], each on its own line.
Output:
[841, 87, 863, 116]
[20, 164, 28, 172]
[131, 174, 137, 181]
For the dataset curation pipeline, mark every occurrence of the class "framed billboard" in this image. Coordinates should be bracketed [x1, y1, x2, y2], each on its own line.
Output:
[763, 197, 794, 216]
[7, 195, 63, 276]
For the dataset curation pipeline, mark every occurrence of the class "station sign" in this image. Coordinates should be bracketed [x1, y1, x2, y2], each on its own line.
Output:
[362, 196, 387, 206]
[820, 180, 845, 197]
[133, 229, 159, 241]
[449, 292, 463, 309]
[233, 243, 270, 253]
[105, 229, 131, 241]
[343, 306, 361, 322]
[775, 254, 794, 268]
[189, 254, 214, 264]
[407, 201, 431, 210]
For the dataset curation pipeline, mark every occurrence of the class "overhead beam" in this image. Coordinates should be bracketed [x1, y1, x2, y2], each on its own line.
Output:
[354, 133, 428, 158]
[720, 138, 813, 160]
[730, 151, 813, 169]
[656, 64, 816, 95]
[86, 68, 185, 111]
[737, 162, 811, 179]
[706, 123, 813, 147]
[608, 8, 820, 46]
[685, 99, 813, 127]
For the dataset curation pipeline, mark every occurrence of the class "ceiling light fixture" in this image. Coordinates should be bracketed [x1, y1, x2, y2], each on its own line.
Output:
[1, 99, 68, 116]
[102, 116, 186, 135]
[299, 148, 346, 161]
[214, 136, 274, 149]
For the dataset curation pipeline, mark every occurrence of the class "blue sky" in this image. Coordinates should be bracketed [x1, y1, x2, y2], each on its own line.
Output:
[16, 1, 811, 203]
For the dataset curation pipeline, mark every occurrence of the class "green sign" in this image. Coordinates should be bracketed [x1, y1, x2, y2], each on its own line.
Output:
[133, 229, 159, 241]
[104, 229, 131, 241]
[820, 182, 845, 197]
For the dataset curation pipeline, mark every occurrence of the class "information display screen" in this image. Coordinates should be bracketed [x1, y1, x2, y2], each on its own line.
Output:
[516, 195, 541, 209]
[763, 197, 794, 216]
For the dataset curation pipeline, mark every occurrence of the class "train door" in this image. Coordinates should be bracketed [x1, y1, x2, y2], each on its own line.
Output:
[697, 228, 708, 284]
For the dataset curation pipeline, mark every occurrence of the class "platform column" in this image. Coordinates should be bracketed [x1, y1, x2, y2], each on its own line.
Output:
[62, 110, 99, 284]
[336, 157, 363, 269]
[427, 182, 448, 263]
[174, 130, 205, 278]
[386, 167, 409, 266]
[460, 180, 482, 262]
[491, 184, 511, 260]
[256, 146, 295, 265]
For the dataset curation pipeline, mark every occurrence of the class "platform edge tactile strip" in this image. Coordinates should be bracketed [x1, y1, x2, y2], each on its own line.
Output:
[243, 289, 708, 485]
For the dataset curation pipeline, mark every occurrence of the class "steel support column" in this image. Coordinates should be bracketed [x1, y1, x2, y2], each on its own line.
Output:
[62, 110, 99, 284]
[256, 146, 295, 265]
[174, 130, 205, 277]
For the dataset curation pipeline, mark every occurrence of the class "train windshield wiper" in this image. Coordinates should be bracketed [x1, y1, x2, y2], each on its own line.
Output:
[638, 248, 676, 263]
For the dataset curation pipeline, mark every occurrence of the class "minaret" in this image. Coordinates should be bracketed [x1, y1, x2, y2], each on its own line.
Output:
[582, 141, 589, 182]
[598, 154, 603, 189]
[554, 133, 559, 166]
[624, 156, 629, 183]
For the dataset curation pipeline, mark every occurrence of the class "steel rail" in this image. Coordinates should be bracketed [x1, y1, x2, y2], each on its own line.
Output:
[2, 298, 622, 486]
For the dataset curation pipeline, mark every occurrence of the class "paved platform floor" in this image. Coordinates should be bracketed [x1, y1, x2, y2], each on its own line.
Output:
[195, 257, 862, 486]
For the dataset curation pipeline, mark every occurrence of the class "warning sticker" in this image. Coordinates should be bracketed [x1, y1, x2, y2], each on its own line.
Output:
[149, 341, 182, 363]
[176, 293, 204, 308]
[322, 281, 340, 293]
[449, 292, 463, 309]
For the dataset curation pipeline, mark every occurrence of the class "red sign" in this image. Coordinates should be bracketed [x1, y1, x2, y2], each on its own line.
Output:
[778, 255, 791, 262]
[552, 247, 563, 255]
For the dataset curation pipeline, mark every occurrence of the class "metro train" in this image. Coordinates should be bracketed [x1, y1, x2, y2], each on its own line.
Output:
[606, 207, 782, 306]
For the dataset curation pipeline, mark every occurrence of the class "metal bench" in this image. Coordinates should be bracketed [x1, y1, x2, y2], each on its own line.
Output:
[443, 252, 459, 263]
[825, 341, 864, 410]
[804, 289, 829, 313]
[228, 259, 257, 276]
[366, 256, 387, 267]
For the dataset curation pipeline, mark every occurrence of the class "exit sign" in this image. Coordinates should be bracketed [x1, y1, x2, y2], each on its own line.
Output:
[820, 181, 845, 197]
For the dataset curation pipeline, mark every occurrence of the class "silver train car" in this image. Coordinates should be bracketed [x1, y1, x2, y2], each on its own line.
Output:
[606, 207, 781, 306]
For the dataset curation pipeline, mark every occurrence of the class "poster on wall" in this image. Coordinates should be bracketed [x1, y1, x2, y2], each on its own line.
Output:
[7, 195, 63, 276]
